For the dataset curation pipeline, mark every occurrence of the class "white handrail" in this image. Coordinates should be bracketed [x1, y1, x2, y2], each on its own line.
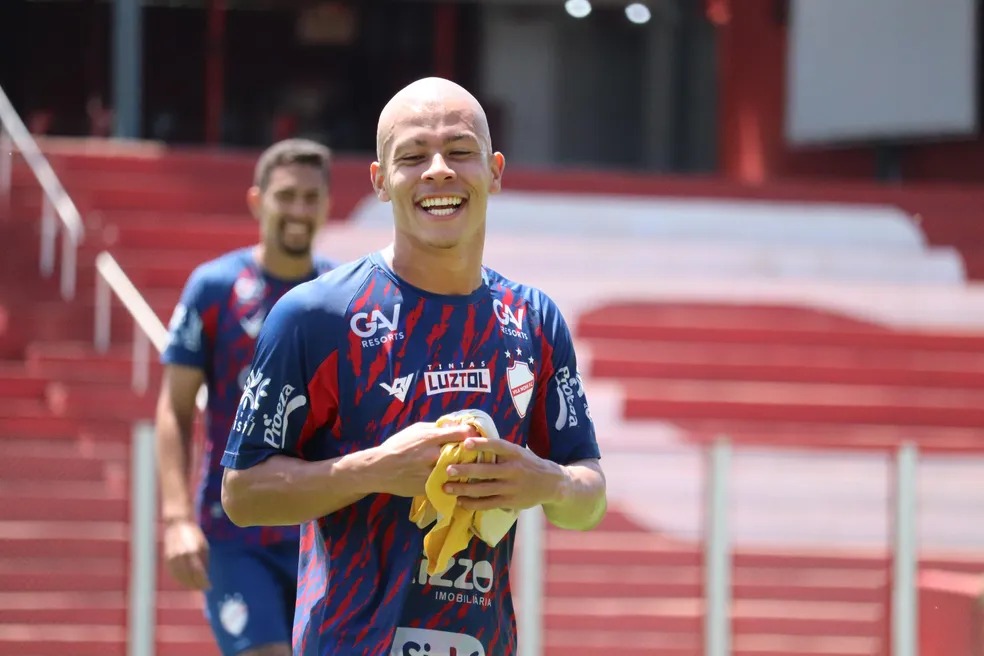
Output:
[129, 420, 158, 656]
[95, 251, 169, 353]
[95, 250, 208, 656]
[704, 437, 732, 656]
[517, 509, 545, 656]
[0, 84, 85, 300]
[892, 442, 919, 656]
[94, 250, 207, 409]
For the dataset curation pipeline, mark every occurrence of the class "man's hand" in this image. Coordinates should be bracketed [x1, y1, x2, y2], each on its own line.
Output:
[367, 422, 481, 498]
[162, 518, 210, 590]
[441, 437, 568, 512]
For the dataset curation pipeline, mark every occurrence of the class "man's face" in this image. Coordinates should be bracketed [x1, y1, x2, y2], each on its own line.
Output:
[371, 101, 504, 251]
[252, 163, 329, 258]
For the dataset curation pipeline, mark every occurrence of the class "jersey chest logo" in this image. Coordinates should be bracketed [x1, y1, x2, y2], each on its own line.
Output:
[505, 360, 535, 417]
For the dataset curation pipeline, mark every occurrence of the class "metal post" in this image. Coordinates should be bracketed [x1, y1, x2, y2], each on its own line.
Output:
[517, 508, 545, 656]
[39, 194, 56, 277]
[61, 229, 77, 300]
[892, 442, 919, 656]
[128, 420, 157, 656]
[95, 273, 111, 352]
[113, 0, 143, 139]
[704, 437, 732, 656]
[132, 326, 150, 395]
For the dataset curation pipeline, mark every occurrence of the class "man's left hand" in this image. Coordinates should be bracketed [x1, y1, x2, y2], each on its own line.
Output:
[442, 437, 568, 511]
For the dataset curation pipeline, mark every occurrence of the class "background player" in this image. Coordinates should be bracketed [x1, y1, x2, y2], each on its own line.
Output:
[155, 139, 337, 656]
[220, 78, 607, 655]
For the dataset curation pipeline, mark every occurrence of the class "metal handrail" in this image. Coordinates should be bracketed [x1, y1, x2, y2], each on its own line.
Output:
[96, 249, 208, 656]
[0, 83, 85, 300]
[94, 250, 206, 410]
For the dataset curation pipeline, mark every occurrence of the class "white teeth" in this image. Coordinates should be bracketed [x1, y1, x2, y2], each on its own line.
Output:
[419, 196, 463, 208]
[427, 207, 457, 217]
[282, 222, 309, 236]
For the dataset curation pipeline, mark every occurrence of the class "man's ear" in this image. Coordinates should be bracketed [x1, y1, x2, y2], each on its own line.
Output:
[246, 186, 262, 219]
[489, 152, 506, 194]
[370, 162, 390, 202]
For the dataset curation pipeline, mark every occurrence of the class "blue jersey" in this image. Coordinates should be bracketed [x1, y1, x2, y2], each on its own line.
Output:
[222, 252, 600, 655]
[162, 246, 336, 545]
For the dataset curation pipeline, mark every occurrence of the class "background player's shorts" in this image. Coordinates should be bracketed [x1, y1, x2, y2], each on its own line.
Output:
[203, 539, 300, 655]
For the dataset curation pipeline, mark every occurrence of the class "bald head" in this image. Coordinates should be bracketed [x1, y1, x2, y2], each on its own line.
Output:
[375, 77, 492, 162]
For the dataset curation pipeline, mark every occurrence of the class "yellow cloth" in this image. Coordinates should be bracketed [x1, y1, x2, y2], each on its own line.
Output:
[409, 409, 519, 575]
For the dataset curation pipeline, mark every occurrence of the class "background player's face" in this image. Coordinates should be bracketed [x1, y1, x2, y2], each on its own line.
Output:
[250, 163, 329, 258]
[373, 102, 504, 251]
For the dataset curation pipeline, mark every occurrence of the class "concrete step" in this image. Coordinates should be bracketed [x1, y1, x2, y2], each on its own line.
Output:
[585, 338, 984, 389]
[546, 564, 888, 603]
[622, 379, 984, 429]
[544, 597, 882, 636]
[0, 623, 217, 656]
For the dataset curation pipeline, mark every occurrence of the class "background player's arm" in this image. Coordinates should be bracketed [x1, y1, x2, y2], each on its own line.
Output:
[155, 363, 210, 590]
[156, 364, 204, 523]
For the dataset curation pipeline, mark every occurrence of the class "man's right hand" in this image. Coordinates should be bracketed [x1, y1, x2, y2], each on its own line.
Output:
[368, 422, 480, 498]
[162, 518, 210, 590]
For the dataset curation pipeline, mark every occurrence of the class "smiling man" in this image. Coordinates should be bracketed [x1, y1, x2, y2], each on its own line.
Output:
[220, 78, 607, 656]
[155, 139, 337, 656]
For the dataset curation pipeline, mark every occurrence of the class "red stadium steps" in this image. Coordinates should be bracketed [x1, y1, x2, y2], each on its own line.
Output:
[546, 564, 888, 603]
[1, 300, 168, 353]
[0, 560, 125, 594]
[0, 450, 107, 481]
[12, 141, 371, 224]
[0, 493, 126, 522]
[660, 419, 984, 453]
[545, 597, 881, 636]
[577, 302, 984, 452]
[0, 521, 126, 559]
[620, 378, 984, 428]
[0, 591, 205, 626]
[545, 632, 881, 656]
[94, 222, 258, 253]
[577, 304, 984, 354]
[585, 339, 984, 389]
[25, 341, 162, 385]
[0, 369, 49, 398]
[543, 531, 891, 656]
[0, 414, 133, 443]
[9, 144, 984, 656]
[0, 624, 218, 656]
[44, 380, 159, 420]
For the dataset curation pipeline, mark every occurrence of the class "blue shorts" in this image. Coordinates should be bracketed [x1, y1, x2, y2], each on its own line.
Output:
[203, 539, 299, 655]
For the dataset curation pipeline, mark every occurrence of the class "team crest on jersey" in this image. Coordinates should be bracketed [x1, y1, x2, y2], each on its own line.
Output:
[234, 276, 264, 303]
[218, 594, 248, 637]
[506, 361, 535, 417]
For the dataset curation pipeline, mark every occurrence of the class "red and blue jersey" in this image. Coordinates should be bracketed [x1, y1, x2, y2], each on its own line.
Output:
[162, 246, 336, 545]
[222, 251, 600, 655]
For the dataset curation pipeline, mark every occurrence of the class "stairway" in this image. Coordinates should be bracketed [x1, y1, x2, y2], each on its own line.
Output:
[3, 140, 984, 655]
[578, 302, 984, 453]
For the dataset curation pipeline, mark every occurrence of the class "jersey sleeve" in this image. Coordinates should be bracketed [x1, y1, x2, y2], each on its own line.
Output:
[160, 267, 213, 370]
[530, 295, 601, 465]
[221, 285, 341, 469]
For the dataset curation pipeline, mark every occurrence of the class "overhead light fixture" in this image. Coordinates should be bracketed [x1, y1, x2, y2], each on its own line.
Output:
[625, 2, 652, 24]
[565, 0, 592, 19]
